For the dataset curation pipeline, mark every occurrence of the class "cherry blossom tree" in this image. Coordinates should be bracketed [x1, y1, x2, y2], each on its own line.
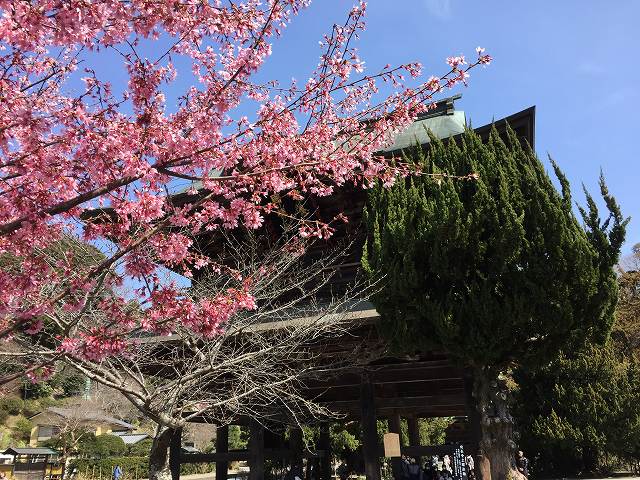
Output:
[0, 0, 490, 348]
[0, 0, 490, 476]
[4, 223, 381, 480]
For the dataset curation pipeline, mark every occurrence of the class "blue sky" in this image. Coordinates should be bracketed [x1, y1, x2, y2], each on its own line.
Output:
[249, 0, 638, 256]
[70, 0, 638, 262]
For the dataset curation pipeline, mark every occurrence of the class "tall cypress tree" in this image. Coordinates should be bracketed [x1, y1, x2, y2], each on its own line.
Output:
[362, 126, 627, 480]
[514, 340, 640, 477]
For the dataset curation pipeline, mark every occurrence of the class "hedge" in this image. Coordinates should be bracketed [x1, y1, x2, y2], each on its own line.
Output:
[70, 457, 215, 479]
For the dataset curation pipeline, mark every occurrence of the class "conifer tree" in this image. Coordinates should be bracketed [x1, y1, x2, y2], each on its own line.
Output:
[616, 244, 640, 359]
[514, 340, 640, 477]
[362, 126, 627, 480]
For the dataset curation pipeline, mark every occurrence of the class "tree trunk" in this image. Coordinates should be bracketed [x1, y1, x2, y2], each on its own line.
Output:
[149, 427, 175, 480]
[473, 367, 525, 480]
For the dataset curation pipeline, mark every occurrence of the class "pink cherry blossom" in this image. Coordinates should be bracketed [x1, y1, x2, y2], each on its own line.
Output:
[446, 55, 467, 69]
[0, 0, 490, 366]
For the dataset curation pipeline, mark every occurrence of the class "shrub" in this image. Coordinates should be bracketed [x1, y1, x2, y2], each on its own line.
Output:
[74, 433, 128, 458]
[180, 462, 215, 475]
[13, 416, 33, 442]
[228, 424, 248, 450]
[21, 380, 54, 399]
[70, 457, 215, 479]
[22, 399, 44, 417]
[127, 438, 152, 457]
[56, 373, 86, 398]
[71, 457, 148, 479]
[96, 435, 127, 457]
[0, 397, 24, 415]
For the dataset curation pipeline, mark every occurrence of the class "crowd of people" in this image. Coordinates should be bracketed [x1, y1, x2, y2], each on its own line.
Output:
[387, 450, 528, 480]
[391, 454, 457, 480]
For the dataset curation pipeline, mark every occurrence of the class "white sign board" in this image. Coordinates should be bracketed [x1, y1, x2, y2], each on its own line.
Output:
[383, 432, 401, 457]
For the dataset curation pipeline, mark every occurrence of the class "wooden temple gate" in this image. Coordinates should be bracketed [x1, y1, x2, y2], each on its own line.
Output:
[163, 101, 535, 479]
[167, 314, 479, 480]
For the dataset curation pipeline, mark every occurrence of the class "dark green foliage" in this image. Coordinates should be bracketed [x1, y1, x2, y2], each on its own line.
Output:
[0, 397, 24, 415]
[363, 126, 627, 370]
[41, 426, 93, 457]
[515, 342, 640, 476]
[0, 396, 59, 422]
[70, 453, 215, 479]
[12, 416, 33, 442]
[70, 456, 147, 479]
[76, 433, 127, 458]
[417, 417, 453, 446]
[56, 373, 87, 398]
[92, 434, 127, 457]
[300, 423, 360, 463]
[19, 370, 86, 400]
[380, 418, 453, 447]
[0, 361, 22, 379]
[22, 397, 57, 416]
[330, 423, 360, 459]
[363, 126, 627, 479]
[21, 380, 54, 399]
[228, 424, 248, 450]
[127, 438, 153, 456]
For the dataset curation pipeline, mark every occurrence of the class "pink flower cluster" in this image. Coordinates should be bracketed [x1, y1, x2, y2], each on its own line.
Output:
[59, 329, 128, 362]
[0, 0, 490, 366]
[26, 365, 55, 384]
[142, 284, 257, 338]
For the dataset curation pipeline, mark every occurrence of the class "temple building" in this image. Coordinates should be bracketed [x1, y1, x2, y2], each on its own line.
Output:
[160, 97, 537, 480]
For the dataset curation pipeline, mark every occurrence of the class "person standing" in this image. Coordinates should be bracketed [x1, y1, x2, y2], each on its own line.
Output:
[112, 464, 123, 480]
[465, 455, 475, 480]
[407, 457, 423, 480]
[516, 451, 529, 479]
[442, 455, 452, 479]
[336, 461, 349, 480]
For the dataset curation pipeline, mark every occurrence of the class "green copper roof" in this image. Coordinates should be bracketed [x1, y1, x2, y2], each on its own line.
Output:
[381, 110, 466, 154]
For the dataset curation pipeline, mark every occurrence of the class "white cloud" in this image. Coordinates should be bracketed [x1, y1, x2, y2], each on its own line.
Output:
[424, 0, 453, 20]
[598, 87, 637, 109]
[577, 61, 605, 76]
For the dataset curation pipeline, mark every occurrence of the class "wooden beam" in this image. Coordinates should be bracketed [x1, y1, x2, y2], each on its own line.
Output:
[180, 451, 241, 463]
[387, 414, 405, 480]
[361, 373, 381, 480]
[248, 421, 264, 480]
[215, 425, 228, 480]
[319, 424, 331, 480]
[464, 373, 485, 480]
[304, 364, 464, 390]
[181, 449, 327, 464]
[402, 445, 458, 457]
[464, 374, 481, 457]
[407, 417, 420, 447]
[323, 393, 466, 410]
[169, 427, 182, 480]
[289, 427, 303, 476]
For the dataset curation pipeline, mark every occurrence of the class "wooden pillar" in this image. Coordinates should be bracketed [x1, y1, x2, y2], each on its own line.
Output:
[360, 373, 381, 480]
[388, 413, 402, 435]
[215, 425, 229, 480]
[319, 423, 332, 480]
[249, 421, 265, 480]
[465, 373, 490, 480]
[169, 427, 182, 480]
[464, 374, 481, 456]
[388, 414, 404, 480]
[289, 427, 304, 475]
[407, 417, 420, 447]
